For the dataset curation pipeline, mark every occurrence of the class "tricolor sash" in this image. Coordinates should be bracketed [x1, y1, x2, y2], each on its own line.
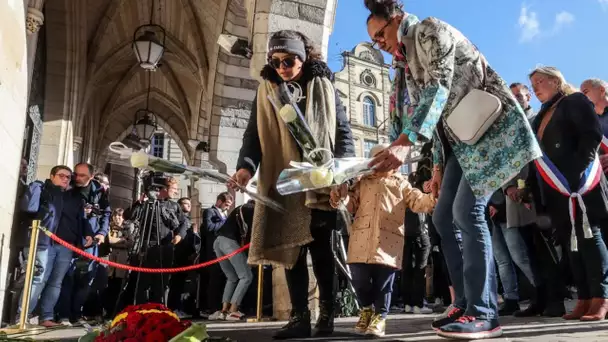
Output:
[601, 136, 608, 154]
[534, 154, 602, 251]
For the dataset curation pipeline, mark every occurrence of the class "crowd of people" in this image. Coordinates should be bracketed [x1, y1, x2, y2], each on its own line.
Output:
[9, 0, 608, 341]
[9, 164, 263, 328]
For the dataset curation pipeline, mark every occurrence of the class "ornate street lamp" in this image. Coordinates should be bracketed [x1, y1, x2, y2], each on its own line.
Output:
[131, 71, 157, 144]
[134, 109, 157, 143]
[132, 0, 165, 70]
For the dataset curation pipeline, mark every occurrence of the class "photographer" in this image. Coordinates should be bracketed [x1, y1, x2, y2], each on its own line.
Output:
[127, 175, 188, 304]
[57, 163, 111, 325]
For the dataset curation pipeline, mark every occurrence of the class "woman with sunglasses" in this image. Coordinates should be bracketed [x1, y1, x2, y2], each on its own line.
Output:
[363, 0, 541, 339]
[229, 30, 355, 339]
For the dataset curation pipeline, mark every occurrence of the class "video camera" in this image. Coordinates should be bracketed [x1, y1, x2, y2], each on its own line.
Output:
[142, 171, 169, 200]
[84, 203, 102, 217]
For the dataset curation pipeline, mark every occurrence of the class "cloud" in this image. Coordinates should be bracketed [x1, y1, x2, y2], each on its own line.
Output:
[553, 11, 575, 32]
[518, 5, 540, 42]
[518, 5, 575, 43]
[600, 0, 608, 10]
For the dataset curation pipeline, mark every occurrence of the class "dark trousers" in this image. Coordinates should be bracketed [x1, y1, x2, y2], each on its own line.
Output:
[56, 262, 97, 321]
[285, 211, 336, 313]
[564, 224, 608, 299]
[135, 245, 174, 304]
[350, 264, 396, 319]
[103, 276, 125, 317]
[83, 265, 108, 317]
[197, 240, 226, 312]
[167, 255, 192, 311]
[402, 234, 430, 308]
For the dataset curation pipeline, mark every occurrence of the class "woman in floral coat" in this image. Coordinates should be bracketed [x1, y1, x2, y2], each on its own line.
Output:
[364, 0, 541, 339]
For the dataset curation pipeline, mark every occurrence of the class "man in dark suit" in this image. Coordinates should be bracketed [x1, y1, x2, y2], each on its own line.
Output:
[198, 192, 233, 316]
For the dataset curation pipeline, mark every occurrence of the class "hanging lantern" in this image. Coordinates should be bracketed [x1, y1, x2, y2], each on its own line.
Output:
[132, 24, 166, 70]
[133, 109, 158, 143]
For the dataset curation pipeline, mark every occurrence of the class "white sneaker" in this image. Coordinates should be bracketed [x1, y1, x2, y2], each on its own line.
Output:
[413, 306, 433, 314]
[225, 311, 245, 321]
[59, 319, 72, 327]
[208, 310, 227, 321]
[434, 298, 443, 306]
[404, 305, 413, 313]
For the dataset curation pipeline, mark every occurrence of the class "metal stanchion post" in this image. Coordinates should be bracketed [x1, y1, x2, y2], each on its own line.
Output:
[247, 264, 271, 323]
[1, 220, 45, 336]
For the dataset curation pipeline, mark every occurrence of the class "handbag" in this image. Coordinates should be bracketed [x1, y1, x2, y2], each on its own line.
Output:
[446, 58, 502, 145]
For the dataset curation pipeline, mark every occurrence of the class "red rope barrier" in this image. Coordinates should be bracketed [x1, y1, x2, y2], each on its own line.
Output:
[40, 228, 250, 273]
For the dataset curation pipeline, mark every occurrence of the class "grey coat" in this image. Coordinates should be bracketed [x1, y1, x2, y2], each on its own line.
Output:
[503, 165, 536, 228]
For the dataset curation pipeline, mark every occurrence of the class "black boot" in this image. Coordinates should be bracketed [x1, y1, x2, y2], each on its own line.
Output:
[542, 301, 565, 317]
[312, 301, 334, 337]
[272, 310, 311, 340]
[515, 286, 544, 317]
[498, 299, 520, 316]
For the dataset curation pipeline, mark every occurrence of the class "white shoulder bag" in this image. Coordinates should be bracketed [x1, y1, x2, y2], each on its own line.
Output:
[445, 58, 502, 145]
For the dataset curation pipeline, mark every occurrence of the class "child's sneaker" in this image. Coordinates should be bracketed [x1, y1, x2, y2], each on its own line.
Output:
[208, 310, 227, 321]
[413, 306, 433, 314]
[354, 307, 373, 334]
[226, 311, 245, 321]
[404, 305, 413, 313]
[365, 314, 386, 337]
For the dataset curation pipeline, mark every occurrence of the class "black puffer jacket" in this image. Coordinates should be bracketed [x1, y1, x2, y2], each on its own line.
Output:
[236, 59, 355, 175]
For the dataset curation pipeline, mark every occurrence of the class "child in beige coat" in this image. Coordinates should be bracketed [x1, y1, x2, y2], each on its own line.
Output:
[330, 144, 436, 338]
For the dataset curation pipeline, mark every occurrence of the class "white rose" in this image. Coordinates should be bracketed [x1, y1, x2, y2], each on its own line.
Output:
[279, 104, 297, 123]
[130, 151, 150, 168]
[310, 168, 334, 188]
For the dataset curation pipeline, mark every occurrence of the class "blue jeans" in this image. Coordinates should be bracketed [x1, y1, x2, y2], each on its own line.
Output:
[432, 155, 498, 319]
[214, 236, 253, 306]
[568, 225, 608, 300]
[18, 244, 73, 321]
[350, 263, 396, 319]
[491, 222, 539, 301]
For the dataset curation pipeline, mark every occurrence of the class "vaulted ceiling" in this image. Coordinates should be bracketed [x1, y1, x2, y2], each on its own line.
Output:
[70, 0, 241, 165]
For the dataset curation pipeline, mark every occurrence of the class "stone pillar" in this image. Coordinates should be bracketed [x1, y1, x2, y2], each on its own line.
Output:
[25, 0, 45, 97]
[244, 0, 337, 321]
[0, 0, 29, 323]
[36, 0, 86, 178]
[106, 163, 137, 211]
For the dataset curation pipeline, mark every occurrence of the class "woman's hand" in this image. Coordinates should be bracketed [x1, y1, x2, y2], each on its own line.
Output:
[430, 167, 442, 199]
[368, 134, 412, 172]
[228, 168, 253, 191]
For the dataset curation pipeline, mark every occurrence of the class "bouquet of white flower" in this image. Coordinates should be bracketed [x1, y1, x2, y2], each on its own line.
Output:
[276, 157, 374, 195]
[108, 142, 286, 214]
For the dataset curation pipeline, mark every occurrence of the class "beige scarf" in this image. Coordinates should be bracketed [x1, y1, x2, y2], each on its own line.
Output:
[247, 77, 336, 269]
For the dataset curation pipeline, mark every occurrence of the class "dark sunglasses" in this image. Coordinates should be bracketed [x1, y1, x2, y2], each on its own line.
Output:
[268, 55, 299, 69]
[371, 17, 393, 48]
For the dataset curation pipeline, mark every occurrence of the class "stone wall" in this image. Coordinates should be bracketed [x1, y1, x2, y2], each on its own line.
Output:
[0, 0, 29, 323]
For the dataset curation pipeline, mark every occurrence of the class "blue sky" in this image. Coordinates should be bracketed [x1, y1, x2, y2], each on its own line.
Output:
[327, 0, 608, 108]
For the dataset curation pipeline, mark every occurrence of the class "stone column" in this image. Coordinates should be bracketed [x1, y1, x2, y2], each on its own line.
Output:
[73, 136, 83, 165]
[25, 0, 45, 97]
[0, 0, 29, 324]
[245, 0, 337, 321]
[36, 0, 87, 178]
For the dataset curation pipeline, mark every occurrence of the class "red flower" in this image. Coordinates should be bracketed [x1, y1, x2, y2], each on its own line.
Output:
[144, 330, 167, 341]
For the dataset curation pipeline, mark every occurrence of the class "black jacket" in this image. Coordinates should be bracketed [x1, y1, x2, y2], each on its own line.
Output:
[236, 59, 355, 175]
[127, 199, 188, 246]
[529, 92, 608, 238]
[201, 206, 227, 259]
[217, 201, 254, 245]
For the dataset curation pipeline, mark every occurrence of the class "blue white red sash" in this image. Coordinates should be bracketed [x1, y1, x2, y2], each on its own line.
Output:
[601, 136, 608, 154]
[534, 154, 602, 251]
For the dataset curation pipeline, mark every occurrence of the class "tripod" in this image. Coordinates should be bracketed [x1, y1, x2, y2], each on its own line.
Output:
[114, 195, 169, 314]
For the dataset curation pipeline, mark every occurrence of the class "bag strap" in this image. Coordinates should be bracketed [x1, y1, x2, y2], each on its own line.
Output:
[480, 57, 489, 90]
[537, 97, 564, 141]
[236, 206, 248, 246]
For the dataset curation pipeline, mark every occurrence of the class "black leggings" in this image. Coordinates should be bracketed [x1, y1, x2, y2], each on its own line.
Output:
[285, 210, 336, 312]
[402, 234, 431, 307]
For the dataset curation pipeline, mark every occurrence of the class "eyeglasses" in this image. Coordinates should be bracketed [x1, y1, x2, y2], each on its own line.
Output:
[269, 55, 299, 69]
[371, 18, 393, 48]
[55, 173, 71, 180]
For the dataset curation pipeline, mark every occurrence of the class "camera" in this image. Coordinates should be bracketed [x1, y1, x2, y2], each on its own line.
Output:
[84, 203, 101, 217]
[142, 171, 168, 200]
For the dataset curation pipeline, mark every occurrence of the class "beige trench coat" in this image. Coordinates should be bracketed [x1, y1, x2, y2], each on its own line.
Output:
[346, 173, 436, 269]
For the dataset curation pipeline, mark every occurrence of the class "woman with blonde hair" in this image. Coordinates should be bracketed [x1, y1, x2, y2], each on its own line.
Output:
[527, 66, 608, 321]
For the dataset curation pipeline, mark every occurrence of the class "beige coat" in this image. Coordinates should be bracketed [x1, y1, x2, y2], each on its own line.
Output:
[346, 173, 436, 269]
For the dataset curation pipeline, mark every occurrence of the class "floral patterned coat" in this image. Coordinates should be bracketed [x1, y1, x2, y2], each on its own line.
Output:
[346, 173, 436, 269]
[390, 15, 542, 198]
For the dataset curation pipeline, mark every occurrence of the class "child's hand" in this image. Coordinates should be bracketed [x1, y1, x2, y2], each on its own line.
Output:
[423, 181, 432, 193]
[330, 183, 348, 208]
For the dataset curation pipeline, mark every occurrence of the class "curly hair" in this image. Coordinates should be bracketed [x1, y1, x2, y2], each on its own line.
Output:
[364, 0, 404, 22]
[268, 30, 323, 61]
